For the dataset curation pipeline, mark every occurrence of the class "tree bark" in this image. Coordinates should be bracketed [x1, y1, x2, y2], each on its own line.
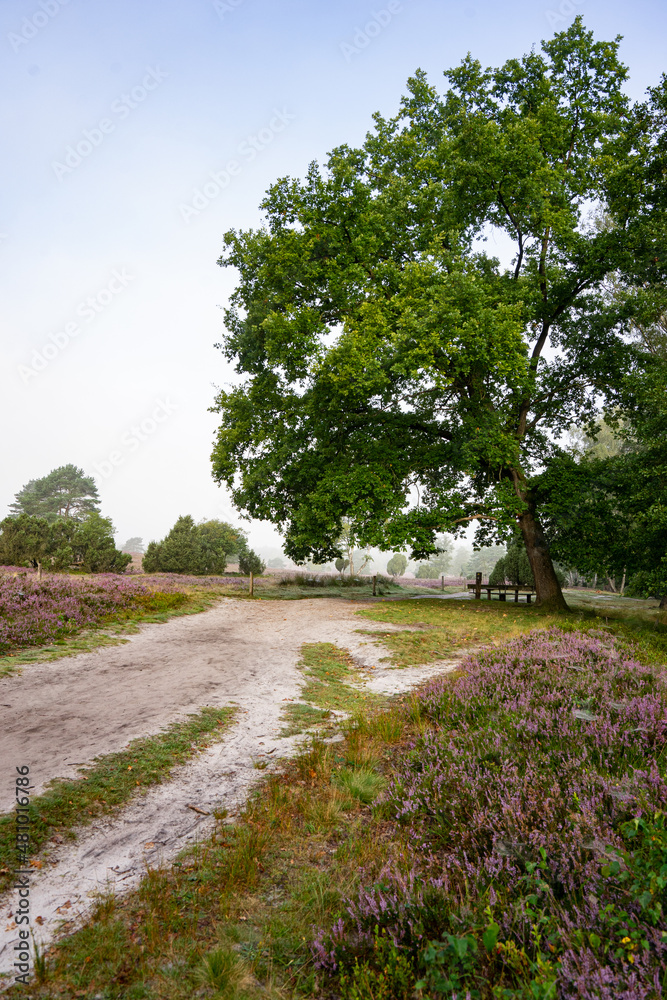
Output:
[518, 503, 569, 611]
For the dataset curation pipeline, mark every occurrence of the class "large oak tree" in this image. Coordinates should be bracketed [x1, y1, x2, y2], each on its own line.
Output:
[211, 20, 666, 609]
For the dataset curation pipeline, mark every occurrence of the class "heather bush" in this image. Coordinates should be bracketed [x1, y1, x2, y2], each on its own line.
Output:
[0, 573, 185, 654]
[315, 629, 667, 998]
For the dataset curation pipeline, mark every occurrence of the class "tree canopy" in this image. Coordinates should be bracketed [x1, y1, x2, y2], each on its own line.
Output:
[0, 512, 131, 573]
[10, 465, 100, 522]
[211, 20, 667, 609]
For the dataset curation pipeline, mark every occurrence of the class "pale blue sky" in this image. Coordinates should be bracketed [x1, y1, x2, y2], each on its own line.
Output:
[1, 0, 665, 553]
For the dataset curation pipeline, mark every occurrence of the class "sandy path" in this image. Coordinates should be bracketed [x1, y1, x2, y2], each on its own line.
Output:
[0, 597, 459, 981]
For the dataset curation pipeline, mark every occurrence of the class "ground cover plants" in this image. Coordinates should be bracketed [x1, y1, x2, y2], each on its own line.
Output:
[0, 571, 243, 673]
[9, 607, 667, 998]
[358, 597, 667, 668]
[0, 706, 235, 896]
[315, 629, 667, 998]
[0, 572, 186, 657]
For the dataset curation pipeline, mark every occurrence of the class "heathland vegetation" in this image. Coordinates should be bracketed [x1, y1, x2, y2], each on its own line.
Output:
[2, 19, 667, 1000]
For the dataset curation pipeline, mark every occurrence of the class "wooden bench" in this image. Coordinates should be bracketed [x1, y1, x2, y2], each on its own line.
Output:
[467, 581, 535, 603]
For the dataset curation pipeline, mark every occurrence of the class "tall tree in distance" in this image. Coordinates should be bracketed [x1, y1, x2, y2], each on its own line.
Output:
[10, 465, 100, 522]
[211, 20, 666, 609]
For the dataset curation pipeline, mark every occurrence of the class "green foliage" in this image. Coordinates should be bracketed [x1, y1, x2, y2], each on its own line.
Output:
[504, 540, 535, 587]
[0, 513, 51, 567]
[142, 516, 246, 575]
[334, 767, 386, 805]
[0, 512, 131, 573]
[193, 947, 247, 995]
[9, 464, 100, 522]
[340, 931, 415, 1000]
[386, 552, 408, 577]
[71, 512, 133, 573]
[238, 547, 265, 576]
[489, 557, 506, 585]
[210, 20, 666, 608]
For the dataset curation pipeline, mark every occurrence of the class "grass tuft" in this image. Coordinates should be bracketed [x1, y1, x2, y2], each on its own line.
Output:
[334, 767, 386, 805]
[193, 946, 250, 995]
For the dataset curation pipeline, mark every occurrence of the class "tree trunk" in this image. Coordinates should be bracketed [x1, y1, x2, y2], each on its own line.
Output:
[518, 504, 569, 611]
[620, 569, 626, 596]
[606, 577, 617, 593]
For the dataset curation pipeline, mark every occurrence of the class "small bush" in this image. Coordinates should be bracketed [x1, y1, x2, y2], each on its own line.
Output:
[239, 548, 266, 576]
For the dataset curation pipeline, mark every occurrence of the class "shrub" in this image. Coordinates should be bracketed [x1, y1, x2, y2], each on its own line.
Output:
[142, 516, 246, 575]
[489, 556, 506, 585]
[239, 548, 265, 576]
[0, 573, 173, 654]
[387, 553, 408, 577]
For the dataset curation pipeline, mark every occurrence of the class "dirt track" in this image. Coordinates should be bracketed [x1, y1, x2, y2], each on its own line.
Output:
[0, 597, 458, 981]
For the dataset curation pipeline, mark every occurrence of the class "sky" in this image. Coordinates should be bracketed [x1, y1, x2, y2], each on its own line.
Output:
[1, 0, 665, 557]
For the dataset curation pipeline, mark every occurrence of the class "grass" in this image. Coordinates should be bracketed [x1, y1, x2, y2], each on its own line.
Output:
[280, 643, 383, 736]
[280, 703, 332, 737]
[355, 596, 667, 667]
[0, 706, 236, 895]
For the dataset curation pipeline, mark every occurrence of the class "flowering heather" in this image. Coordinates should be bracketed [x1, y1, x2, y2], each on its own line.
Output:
[136, 572, 243, 590]
[0, 572, 181, 654]
[315, 629, 667, 998]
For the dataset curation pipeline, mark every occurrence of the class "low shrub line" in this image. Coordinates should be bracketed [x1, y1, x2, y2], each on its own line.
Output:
[0, 573, 190, 657]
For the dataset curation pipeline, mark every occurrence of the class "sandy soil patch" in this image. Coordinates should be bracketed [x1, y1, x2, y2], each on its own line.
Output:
[0, 597, 460, 981]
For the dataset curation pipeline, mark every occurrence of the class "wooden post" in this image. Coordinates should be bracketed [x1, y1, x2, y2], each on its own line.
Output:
[475, 572, 482, 600]
[441, 575, 445, 591]
[372, 574, 377, 596]
[249, 572, 254, 597]
[37, 561, 42, 581]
